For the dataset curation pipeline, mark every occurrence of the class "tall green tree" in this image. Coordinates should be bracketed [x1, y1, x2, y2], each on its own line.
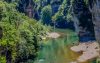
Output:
[0, 1, 47, 63]
[41, 5, 52, 25]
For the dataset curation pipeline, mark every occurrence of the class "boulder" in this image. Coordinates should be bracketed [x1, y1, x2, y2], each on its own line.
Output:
[71, 42, 100, 62]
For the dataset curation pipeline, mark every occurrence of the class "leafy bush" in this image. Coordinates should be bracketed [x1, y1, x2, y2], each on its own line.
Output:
[0, 1, 47, 63]
[41, 5, 52, 25]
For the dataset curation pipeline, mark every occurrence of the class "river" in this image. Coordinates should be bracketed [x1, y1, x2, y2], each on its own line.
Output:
[34, 29, 93, 63]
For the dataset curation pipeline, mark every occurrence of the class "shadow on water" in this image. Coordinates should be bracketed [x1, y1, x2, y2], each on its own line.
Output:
[34, 29, 92, 63]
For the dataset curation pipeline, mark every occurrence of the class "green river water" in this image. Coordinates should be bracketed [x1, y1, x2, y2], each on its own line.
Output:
[34, 29, 93, 63]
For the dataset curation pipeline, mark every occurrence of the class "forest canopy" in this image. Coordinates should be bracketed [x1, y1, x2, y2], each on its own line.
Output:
[0, 1, 48, 63]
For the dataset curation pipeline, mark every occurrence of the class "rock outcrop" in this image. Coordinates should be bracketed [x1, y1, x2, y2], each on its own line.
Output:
[71, 42, 100, 62]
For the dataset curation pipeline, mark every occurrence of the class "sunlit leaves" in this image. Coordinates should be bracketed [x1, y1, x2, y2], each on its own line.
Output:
[0, 1, 48, 63]
[0, 56, 6, 63]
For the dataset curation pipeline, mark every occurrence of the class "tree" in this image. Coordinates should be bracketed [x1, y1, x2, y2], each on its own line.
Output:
[89, 0, 100, 44]
[41, 5, 52, 25]
[0, 1, 47, 63]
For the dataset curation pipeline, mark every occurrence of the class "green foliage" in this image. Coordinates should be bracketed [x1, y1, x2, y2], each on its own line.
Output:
[0, 1, 48, 63]
[84, 0, 89, 5]
[52, 0, 74, 22]
[96, 58, 100, 63]
[52, 12, 63, 22]
[52, 0, 66, 21]
[41, 5, 52, 25]
[0, 56, 6, 63]
[66, 0, 74, 21]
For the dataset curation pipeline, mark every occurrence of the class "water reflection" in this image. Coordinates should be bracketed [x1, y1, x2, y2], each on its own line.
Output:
[35, 29, 92, 63]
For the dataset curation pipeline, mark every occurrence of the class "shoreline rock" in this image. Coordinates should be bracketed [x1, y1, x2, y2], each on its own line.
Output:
[47, 32, 60, 38]
[71, 42, 100, 62]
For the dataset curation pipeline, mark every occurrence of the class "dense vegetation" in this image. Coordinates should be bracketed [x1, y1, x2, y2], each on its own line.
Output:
[0, 0, 100, 63]
[0, 1, 48, 63]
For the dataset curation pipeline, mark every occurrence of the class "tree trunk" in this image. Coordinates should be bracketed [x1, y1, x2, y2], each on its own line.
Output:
[0, 27, 3, 39]
[72, 16, 80, 34]
[91, 0, 100, 44]
[6, 50, 12, 63]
